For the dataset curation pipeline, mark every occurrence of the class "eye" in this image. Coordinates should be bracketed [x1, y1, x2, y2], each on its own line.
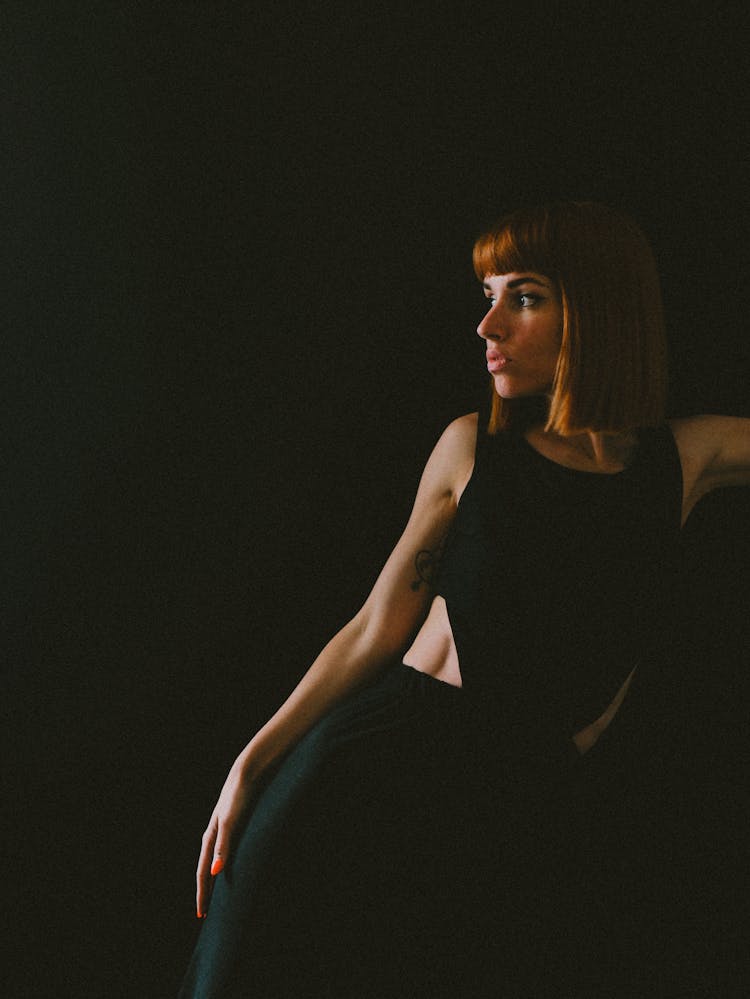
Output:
[484, 295, 496, 308]
[518, 293, 540, 308]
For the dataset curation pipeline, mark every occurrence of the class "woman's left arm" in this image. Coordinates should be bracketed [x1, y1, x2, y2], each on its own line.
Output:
[669, 415, 750, 515]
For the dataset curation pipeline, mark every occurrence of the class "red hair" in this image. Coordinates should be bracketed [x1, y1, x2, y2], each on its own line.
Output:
[472, 202, 667, 435]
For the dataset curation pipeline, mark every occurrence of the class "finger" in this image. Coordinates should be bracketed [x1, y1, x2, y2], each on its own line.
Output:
[210, 816, 235, 877]
[196, 819, 217, 918]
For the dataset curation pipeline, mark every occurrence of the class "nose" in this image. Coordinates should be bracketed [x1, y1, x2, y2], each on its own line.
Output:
[476, 302, 506, 341]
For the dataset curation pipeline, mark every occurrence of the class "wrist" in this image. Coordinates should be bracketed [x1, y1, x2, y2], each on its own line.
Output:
[235, 733, 283, 782]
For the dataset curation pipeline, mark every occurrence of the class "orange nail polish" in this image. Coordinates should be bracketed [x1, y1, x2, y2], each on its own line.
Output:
[196, 909, 203, 919]
[211, 857, 225, 876]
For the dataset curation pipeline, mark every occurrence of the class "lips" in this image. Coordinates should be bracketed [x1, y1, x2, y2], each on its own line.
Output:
[486, 350, 510, 373]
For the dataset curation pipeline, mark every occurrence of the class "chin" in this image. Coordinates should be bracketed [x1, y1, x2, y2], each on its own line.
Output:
[493, 375, 552, 400]
[493, 380, 536, 400]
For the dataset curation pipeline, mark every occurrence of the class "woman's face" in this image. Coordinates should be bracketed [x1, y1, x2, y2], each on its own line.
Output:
[477, 272, 563, 398]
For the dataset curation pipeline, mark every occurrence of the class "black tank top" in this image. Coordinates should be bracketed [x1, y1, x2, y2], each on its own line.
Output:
[435, 416, 683, 739]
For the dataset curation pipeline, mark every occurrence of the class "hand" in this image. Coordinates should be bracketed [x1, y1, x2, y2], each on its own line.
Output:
[196, 751, 258, 918]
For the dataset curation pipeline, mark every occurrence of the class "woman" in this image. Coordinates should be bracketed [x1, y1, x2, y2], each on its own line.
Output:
[180, 202, 750, 997]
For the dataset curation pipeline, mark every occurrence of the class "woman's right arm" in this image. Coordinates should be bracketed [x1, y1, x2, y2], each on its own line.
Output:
[195, 413, 477, 917]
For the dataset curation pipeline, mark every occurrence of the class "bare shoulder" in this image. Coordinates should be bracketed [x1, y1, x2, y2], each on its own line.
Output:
[428, 412, 478, 502]
[668, 414, 750, 500]
[438, 411, 479, 454]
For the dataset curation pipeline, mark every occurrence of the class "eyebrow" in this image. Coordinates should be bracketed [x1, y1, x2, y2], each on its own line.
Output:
[483, 276, 550, 291]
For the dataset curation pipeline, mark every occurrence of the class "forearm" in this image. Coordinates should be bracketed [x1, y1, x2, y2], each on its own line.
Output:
[237, 616, 400, 779]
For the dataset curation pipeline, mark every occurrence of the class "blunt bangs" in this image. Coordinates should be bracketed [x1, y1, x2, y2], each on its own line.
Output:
[472, 207, 559, 282]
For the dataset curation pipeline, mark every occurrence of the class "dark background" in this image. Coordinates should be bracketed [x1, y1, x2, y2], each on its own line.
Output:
[5, 4, 749, 996]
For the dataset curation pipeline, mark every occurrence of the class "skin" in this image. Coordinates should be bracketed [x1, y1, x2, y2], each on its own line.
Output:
[195, 270, 750, 918]
[478, 272, 564, 401]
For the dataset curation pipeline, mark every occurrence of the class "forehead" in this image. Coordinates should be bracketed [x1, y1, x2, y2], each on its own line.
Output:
[481, 272, 553, 291]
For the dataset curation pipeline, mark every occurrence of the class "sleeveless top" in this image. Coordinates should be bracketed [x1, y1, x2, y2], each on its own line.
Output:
[434, 416, 684, 743]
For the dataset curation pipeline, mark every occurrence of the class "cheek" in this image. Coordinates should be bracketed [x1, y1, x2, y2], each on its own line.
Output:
[535, 341, 561, 381]
[532, 333, 561, 365]
[546, 324, 563, 358]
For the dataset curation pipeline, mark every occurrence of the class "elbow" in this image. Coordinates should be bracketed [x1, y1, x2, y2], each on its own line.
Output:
[354, 607, 417, 664]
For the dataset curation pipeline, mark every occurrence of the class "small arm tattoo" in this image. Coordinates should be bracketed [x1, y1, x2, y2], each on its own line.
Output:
[410, 539, 446, 592]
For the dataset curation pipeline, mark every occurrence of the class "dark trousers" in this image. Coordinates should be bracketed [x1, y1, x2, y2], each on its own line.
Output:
[179, 663, 749, 997]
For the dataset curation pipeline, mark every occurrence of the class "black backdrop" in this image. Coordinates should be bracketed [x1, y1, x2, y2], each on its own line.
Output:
[6, 4, 750, 996]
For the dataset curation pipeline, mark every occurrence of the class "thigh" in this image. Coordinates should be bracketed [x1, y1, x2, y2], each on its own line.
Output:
[179, 666, 463, 998]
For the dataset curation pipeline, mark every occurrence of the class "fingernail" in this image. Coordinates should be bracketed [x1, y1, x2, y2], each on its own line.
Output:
[196, 909, 203, 919]
[211, 857, 225, 876]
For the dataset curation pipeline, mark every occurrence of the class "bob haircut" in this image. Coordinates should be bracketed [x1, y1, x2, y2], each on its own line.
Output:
[472, 202, 667, 435]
